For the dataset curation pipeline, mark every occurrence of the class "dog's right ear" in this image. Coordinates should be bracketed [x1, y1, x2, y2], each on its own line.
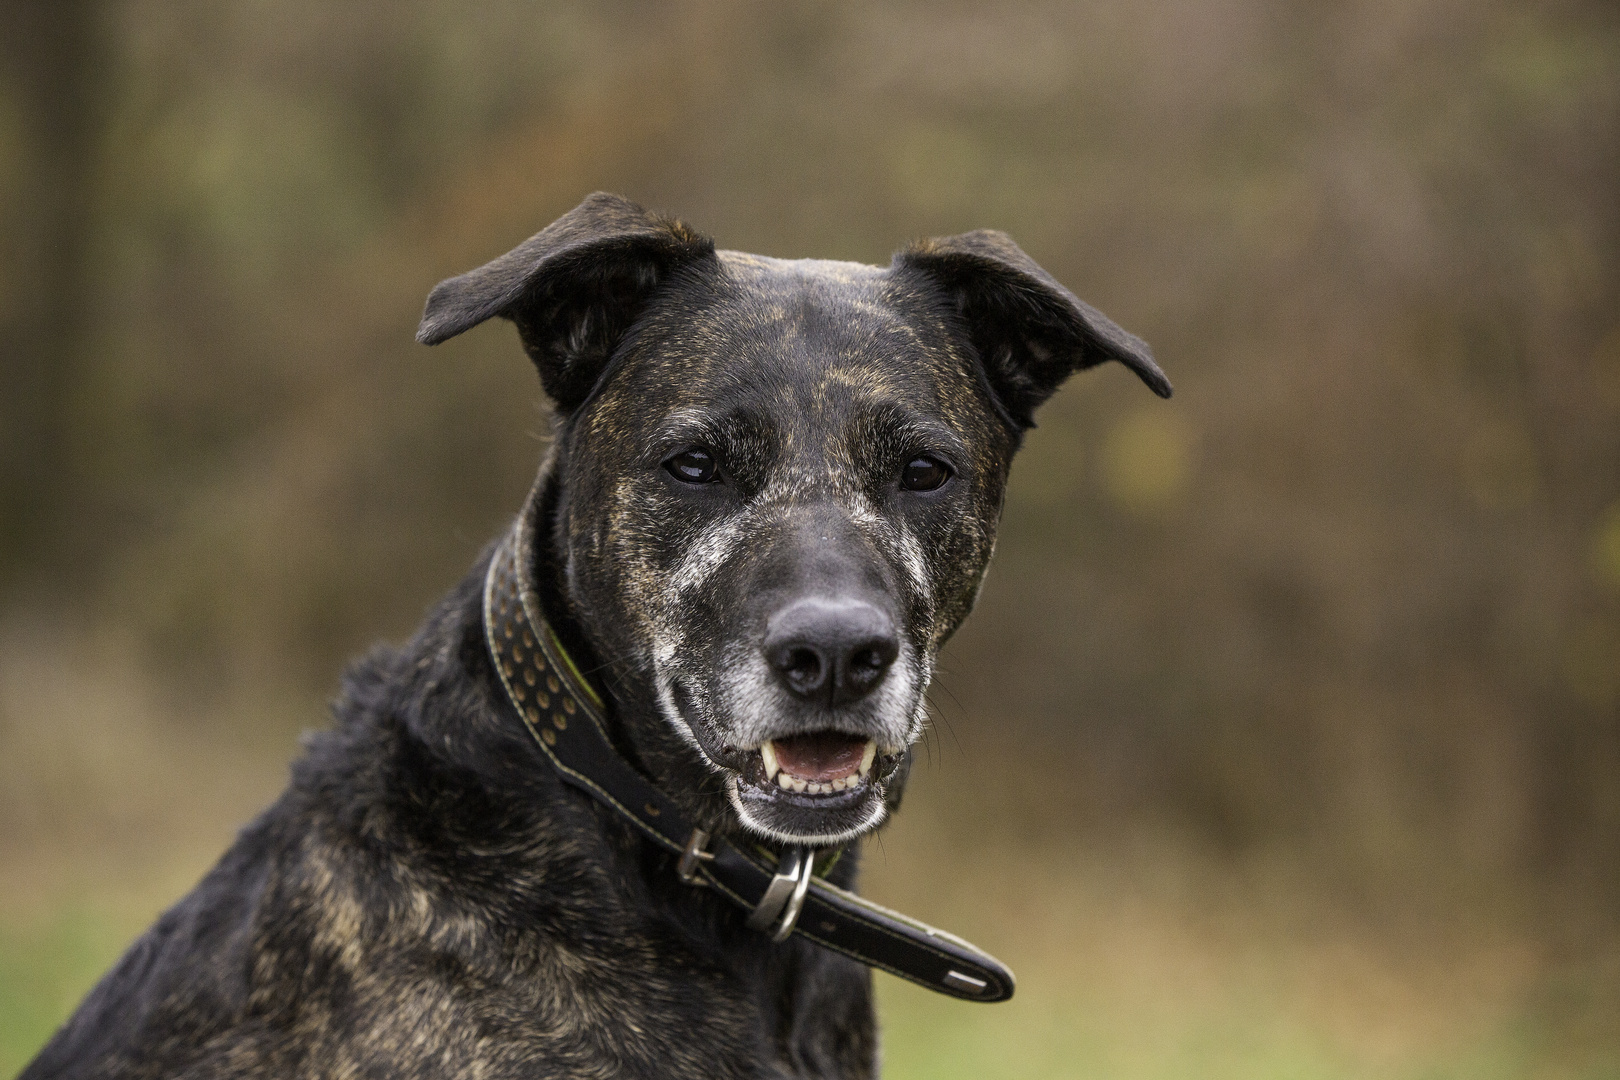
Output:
[416, 192, 716, 413]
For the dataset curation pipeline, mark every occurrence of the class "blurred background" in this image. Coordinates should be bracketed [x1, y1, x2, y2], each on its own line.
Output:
[1, 0, 1617, 1075]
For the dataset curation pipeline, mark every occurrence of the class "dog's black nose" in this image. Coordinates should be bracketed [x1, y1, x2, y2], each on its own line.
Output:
[764, 598, 900, 707]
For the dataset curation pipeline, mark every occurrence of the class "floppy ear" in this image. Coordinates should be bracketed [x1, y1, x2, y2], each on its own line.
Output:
[416, 192, 717, 412]
[895, 230, 1170, 430]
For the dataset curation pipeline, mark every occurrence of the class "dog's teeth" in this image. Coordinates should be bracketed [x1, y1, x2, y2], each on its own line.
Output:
[767, 742, 874, 795]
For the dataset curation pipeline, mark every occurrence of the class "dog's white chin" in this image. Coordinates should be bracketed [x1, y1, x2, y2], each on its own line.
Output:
[725, 775, 891, 847]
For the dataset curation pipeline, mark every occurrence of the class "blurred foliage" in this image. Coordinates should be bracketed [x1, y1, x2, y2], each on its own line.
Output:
[2, 0, 1618, 1074]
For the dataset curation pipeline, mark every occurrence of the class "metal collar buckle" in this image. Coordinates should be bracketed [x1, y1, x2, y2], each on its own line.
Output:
[681, 831, 812, 943]
[744, 846, 814, 942]
[676, 828, 716, 885]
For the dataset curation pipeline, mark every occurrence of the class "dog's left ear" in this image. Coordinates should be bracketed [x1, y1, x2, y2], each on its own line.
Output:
[896, 230, 1171, 430]
[416, 192, 717, 412]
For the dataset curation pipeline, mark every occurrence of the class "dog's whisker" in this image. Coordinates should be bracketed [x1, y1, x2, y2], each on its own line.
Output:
[923, 686, 965, 758]
[927, 671, 968, 718]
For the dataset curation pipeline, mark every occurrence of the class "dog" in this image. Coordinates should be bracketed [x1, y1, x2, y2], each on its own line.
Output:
[23, 193, 1169, 1080]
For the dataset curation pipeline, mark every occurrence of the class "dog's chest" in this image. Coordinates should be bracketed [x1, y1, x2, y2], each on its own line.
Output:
[279, 883, 870, 1079]
[246, 767, 875, 1080]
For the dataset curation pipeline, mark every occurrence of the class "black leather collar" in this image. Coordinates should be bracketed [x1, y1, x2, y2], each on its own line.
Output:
[482, 486, 1014, 1003]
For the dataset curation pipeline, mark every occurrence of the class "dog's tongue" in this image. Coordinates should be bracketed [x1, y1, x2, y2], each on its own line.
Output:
[773, 732, 868, 782]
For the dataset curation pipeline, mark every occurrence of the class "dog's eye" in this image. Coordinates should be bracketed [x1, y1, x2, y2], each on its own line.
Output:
[899, 456, 951, 492]
[665, 448, 719, 484]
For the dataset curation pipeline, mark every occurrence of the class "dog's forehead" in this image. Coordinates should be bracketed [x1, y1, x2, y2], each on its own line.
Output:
[702, 250, 922, 347]
[584, 249, 983, 436]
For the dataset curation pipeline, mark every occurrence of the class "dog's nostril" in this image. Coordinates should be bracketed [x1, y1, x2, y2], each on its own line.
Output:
[779, 646, 827, 693]
[845, 639, 899, 689]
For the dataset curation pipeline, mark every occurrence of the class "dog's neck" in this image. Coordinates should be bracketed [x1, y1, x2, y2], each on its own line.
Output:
[522, 456, 762, 842]
[526, 469, 641, 754]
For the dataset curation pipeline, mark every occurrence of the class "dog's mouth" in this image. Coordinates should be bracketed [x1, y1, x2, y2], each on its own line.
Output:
[730, 731, 901, 844]
[749, 733, 878, 796]
[669, 681, 904, 844]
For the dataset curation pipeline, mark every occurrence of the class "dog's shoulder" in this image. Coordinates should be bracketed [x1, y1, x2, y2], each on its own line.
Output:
[25, 560, 867, 1079]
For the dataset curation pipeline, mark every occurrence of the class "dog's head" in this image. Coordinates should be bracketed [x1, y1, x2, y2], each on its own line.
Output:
[420, 193, 1168, 847]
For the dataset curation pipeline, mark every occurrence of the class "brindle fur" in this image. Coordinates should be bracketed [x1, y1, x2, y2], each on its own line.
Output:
[24, 194, 1166, 1080]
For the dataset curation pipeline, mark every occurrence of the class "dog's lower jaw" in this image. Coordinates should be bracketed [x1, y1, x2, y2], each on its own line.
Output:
[726, 774, 893, 848]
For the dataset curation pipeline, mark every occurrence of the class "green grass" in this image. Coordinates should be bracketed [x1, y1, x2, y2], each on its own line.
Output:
[876, 969, 1619, 1080]
[0, 904, 145, 1076]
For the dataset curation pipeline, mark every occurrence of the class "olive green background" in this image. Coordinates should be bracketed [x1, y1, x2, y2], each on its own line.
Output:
[2, 1, 1618, 1076]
